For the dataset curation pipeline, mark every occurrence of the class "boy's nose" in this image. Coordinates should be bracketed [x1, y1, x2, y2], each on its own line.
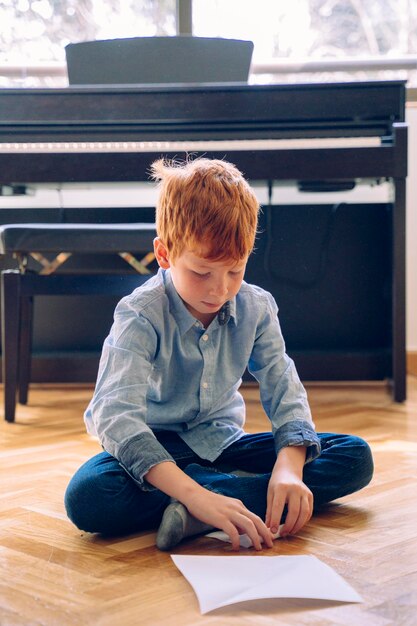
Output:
[210, 278, 228, 297]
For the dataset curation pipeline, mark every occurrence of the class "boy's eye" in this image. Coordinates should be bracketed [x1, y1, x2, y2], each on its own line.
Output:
[192, 270, 210, 278]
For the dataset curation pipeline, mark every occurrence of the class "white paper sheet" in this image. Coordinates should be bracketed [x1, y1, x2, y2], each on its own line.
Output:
[171, 554, 362, 614]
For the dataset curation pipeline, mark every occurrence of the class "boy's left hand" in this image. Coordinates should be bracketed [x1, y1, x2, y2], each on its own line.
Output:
[266, 446, 313, 538]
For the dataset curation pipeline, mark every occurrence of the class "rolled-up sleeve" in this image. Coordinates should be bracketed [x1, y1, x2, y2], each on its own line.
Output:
[274, 421, 321, 463]
[85, 297, 175, 489]
[248, 293, 321, 463]
[118, 432, 175, 490]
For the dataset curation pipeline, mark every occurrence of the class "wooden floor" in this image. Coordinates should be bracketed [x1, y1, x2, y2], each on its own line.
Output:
[1, 378, 416, 626]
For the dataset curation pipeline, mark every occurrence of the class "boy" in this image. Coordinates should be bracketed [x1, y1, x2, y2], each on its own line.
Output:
[65, 158, 373, 551]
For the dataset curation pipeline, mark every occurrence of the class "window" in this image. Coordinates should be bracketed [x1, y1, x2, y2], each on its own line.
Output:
[0, 0, 416, 87]
[193, 0, 417, 85]
[0, 0, 176, 86]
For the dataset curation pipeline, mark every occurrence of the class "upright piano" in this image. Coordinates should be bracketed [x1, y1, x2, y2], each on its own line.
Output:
[0, 80, 408, 400]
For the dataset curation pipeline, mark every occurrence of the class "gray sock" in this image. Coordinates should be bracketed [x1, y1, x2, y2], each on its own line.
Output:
[156, 501, 214, 551]
[228, 469, 259, 478]
[214, 464, 259, 478]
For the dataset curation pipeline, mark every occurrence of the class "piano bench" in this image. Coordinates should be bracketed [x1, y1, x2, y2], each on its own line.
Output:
[0, 222, 157, 423]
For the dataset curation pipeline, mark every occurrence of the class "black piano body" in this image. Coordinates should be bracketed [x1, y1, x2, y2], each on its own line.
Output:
[0, 81, 408, 400]
[0, 80, 407, 181]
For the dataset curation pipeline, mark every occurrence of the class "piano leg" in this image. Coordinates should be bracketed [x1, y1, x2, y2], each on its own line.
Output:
[18, 294, 34, 405]
[392, 177, 407, 402]
[1, 270, 21, 422]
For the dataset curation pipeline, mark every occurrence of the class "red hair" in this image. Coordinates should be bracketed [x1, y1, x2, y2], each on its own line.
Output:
[151, 158, 259, 261]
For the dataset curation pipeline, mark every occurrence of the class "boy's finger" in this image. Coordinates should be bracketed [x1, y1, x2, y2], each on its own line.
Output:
[269, 493, 286, 534]
[290, 496, 313, 535]
[239, 516, 263, 551]
[239, 513, 270, 550]
[281, 496, 301, 535]
[253, 517, 274, 548]
[265, 488, 274, 527]
[224, 523, 241, 551]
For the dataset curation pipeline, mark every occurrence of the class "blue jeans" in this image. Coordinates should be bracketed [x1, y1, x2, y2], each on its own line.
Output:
[65, 431, 373, 536]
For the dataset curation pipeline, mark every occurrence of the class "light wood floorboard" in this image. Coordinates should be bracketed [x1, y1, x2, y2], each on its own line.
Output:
[1, 378, 416, 625]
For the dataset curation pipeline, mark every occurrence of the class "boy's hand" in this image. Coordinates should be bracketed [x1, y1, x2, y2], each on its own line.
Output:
[266, 446, 313, 538]
[145, 461, 274, 551]
[184, 489, 274, 551]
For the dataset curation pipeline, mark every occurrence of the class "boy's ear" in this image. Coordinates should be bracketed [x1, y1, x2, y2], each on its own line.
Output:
[153, 237, 171, 269]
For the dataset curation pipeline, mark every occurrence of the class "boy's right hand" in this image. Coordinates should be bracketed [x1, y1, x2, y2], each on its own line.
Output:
[183, 488, 274, 551]
[145, 461, 274, 550]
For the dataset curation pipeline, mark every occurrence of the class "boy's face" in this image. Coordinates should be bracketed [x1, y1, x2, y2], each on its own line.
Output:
[154, 239, 247, 326]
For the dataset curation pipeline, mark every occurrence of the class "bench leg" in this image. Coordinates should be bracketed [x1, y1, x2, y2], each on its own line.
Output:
[1, 270, 21, 422]
[18, 295, 33, 405]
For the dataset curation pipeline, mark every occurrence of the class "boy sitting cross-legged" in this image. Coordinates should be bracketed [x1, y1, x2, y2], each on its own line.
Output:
[65, 158, 373, 551]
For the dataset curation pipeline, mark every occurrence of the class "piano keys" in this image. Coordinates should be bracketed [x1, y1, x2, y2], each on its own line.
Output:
[0, 136, 382, 154]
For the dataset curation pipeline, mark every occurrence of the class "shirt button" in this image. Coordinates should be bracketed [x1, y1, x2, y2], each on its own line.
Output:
[202, 382, 208, 389]
[202, 334, 209, 341]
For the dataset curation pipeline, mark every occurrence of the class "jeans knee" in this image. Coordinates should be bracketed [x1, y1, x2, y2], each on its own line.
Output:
[349, 436, 374, 489]
[64, 475, 84, 531]
[64, 463, 130, 534]
[65, 455, 169, 536]
[64, 480, 79, 528]
[64, 471, 98, 533]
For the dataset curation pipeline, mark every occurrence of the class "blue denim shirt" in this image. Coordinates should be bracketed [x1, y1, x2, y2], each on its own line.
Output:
[84, 269, 320, 487]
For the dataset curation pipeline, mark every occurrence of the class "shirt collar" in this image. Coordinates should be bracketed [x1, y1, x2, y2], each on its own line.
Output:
[163, 269, 237, 334]
[218, 299, 237, 326]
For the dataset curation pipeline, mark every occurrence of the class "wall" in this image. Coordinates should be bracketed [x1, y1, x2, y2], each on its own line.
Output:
[406, 104, 417, 352]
